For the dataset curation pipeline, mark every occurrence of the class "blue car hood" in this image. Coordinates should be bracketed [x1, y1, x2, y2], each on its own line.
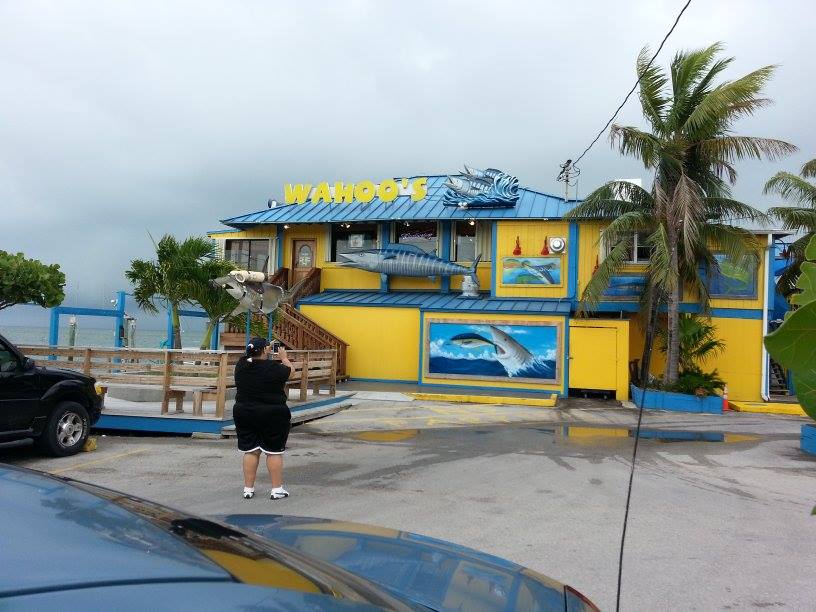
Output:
[221, 514, 569, 612]
[0, 466, 230, 596]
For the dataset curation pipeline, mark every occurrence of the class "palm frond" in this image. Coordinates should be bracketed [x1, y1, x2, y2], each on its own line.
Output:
[697, 136, 796, 163]
[565, 180, 653, 219]
[801, 158, 816, 178]
[636, 46, 669, 130]
[673, 174, 705, 266]
[609, 125, 662, 167]
[704, 197, 768, 224]
[768, 206, 816, 232]
[578, 238, 632, 312]
[764, 172, 816, 205]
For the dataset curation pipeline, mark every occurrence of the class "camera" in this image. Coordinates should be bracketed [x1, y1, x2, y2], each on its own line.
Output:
[270, 340, 281, 353]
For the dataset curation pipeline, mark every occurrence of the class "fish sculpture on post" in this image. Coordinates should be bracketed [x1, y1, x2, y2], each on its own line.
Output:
[339, 244, 481, 294]
[210, 270, 301, 316]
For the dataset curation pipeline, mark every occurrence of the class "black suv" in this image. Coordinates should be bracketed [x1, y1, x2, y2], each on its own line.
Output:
[0, 333, 102, 456]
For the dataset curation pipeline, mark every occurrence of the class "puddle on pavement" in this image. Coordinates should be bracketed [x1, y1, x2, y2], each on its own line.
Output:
[352, 429, 419, 442]
[556, 426, 759, 444]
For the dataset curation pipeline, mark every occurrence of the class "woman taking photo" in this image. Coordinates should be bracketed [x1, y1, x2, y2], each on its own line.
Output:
[233, 337, 293, 500]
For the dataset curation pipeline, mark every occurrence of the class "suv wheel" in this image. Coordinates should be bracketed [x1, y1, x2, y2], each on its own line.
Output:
[37, 401, 90, 457]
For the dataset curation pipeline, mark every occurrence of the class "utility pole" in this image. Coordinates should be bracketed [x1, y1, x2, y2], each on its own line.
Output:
[557, 160, 580, 202]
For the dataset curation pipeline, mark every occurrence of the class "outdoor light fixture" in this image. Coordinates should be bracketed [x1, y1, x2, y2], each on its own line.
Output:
[283, 224, 290, 229]
[404, 221, 411, 227]
[267, 199, 278, 208]
[468, 219, 476, 226]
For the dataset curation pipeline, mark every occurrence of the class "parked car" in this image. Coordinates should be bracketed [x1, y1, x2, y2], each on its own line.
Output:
[0, 464, 599, 611]
[0, 333, 101, 456]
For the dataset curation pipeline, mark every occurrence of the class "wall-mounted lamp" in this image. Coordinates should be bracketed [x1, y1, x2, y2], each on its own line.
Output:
[468, 218, 476, 226]
[404, 221, 411, 227]
[267, 199, 278, 209]
[283, 224, 290, 229]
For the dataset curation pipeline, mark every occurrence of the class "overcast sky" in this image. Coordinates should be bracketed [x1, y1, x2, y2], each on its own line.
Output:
[1, 0, 814, 329]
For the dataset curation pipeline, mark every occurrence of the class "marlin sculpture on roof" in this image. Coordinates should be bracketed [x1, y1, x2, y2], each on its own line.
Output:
[339, 244, 481, 286]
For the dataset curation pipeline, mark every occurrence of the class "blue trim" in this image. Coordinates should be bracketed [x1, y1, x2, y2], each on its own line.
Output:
[440, 221, 452, 293]
[801, 424, 816, 456]
[418, 311, 425, 382]
[290, 394, 354, 413]
[567, 222, 579, 300]
[562, 314, 570, 396]
[765, 240, 774, 398]
[166, 308, 174, 347]
[490, 221, 498, 297]
[276, 224, 284, 270]
[591, 302, 764, 319]
[211, 322, 220, 350]
[245, 312, 252, 345]
[94, 415, 233, 435]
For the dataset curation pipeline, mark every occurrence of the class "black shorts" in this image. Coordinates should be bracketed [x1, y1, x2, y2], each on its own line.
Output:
[233, 402, 291, 454]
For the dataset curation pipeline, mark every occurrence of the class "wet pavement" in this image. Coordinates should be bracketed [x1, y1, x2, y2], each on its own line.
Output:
[3, 399, 815, 610]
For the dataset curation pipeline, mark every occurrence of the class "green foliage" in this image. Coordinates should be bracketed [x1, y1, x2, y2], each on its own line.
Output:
[566, 42, 790, 384]
[657, 313, 726, 371]
[125, 234, 219, 348]
[765, 235, 816, 421]
[0, 251, 66, 311]
[670, 367, 725, 397]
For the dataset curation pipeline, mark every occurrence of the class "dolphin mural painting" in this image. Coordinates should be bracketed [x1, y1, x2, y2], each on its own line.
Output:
[340, 244, 481, 285]
[210, 270, 304, 317]
[521, 261, 558, 284]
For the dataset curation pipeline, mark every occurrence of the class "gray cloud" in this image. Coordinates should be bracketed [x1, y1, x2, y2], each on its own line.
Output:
[1, 0, 814, 326]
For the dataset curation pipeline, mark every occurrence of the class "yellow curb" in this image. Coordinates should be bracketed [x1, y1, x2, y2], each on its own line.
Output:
[729, 401, 807, 417]
[409, 392, 558, 407]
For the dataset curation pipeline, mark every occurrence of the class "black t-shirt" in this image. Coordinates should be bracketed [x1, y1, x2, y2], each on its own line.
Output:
[234, 358, 291, 408]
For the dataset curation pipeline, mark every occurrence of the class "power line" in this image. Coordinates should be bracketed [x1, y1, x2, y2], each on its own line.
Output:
[558, 0, 693, 193]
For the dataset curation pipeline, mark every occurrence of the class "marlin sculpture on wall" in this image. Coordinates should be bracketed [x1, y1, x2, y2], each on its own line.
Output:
[340, 244, 481, 285]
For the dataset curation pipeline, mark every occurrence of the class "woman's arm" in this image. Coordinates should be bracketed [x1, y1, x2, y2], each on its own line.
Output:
[276, 346, 293, 371]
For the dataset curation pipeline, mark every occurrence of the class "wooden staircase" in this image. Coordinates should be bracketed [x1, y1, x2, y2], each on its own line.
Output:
[220, 267, 349, 379]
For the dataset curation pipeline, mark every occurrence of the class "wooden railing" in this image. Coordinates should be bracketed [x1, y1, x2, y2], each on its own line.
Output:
[19, 345, 337, 419]
[269, 266, 289, 288]
[288, 267, 321, 303]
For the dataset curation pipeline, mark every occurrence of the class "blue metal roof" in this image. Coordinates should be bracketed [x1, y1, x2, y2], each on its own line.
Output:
[298, 290, 572, 314]
[220, 176, 578, 228]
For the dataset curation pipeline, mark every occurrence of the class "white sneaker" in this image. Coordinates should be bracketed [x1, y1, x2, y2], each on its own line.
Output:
[270, 487, 289, 500]
[242, 488, 255, 499]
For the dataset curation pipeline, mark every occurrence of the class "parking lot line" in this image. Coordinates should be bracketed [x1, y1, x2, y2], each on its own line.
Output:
[49, 448, 149, 475]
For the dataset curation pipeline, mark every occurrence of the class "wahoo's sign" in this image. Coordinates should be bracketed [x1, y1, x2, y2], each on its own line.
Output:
[284, 178, 428, 205]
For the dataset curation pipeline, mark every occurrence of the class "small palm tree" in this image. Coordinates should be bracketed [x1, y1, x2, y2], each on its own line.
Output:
[566, 43, 794, 384]
[657, 313, 725, 372]
[187, 258, 238, 350]
[125, 235, 216, 349]
[765, 158, 816, 296]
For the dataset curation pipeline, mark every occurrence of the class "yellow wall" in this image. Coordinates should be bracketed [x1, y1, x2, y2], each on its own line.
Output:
[628, 314, 763, 401]
[421, 312, 566, 392]
[320, 264, 381, 290]
[708, 317, 763, 401]
[569, 319, 629, 400]
[576, 221, 603, 300]
[299, 305, 420, 381]
[450, 263, 491, 290]
[208, 226, 276, 240]
[495, 221, 570, 298]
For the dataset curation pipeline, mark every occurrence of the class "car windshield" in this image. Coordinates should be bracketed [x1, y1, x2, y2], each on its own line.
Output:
[65, 477, 420, 610]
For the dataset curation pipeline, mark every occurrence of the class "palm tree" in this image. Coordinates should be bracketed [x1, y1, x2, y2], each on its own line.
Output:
[187, 258, 238, 350]
[764, 157, 816, 296]
[566, 43, 794, 384]
[657, 313, 725, 372]
[125, 235, 217, 349]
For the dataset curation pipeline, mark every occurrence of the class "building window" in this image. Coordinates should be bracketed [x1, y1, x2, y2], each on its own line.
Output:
[330, 223, 379, 261]
[225, 239, 270, 272]
[394, 221, 438, 254]
[602, 231, 651, 264]
[452, 221, 491, 262]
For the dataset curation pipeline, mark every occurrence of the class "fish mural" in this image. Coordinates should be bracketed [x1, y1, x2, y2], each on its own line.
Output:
[707, 253, 758, 298]
[428, 321, 559, 382]
[602, 274, 646, 299]
[442, 166, 520, 208]
[340, 244, 481, 284]
[501, 257, 561, 286]
[210, 270, 303, 317]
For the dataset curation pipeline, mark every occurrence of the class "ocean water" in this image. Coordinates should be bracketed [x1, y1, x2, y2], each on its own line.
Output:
[0, 325, 208, 349]
[429, 356, 556, 379]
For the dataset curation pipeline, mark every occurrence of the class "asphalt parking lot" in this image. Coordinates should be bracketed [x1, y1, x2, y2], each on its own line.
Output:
[4, 399, 815, 611]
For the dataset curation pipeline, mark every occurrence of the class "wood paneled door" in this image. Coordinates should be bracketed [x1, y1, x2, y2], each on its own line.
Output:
[291, 240, 317, 284]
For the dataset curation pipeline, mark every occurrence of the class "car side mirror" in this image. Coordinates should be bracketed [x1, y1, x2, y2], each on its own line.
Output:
[23, 358, 35, 371]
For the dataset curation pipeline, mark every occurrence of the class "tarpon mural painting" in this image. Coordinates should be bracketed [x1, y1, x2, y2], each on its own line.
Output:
[340, 244, 481, 284]
[501, 257, 562, 286]
[425, 320, 560, 384]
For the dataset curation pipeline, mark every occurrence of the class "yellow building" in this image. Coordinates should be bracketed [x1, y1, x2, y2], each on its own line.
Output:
[210, 171, 778, 402]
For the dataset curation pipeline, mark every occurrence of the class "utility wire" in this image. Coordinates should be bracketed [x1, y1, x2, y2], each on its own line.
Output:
[562, 0, 693, 174]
